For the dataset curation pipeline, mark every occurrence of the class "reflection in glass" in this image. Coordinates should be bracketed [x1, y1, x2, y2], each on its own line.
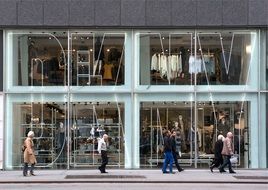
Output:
[70, 102, 124, 167]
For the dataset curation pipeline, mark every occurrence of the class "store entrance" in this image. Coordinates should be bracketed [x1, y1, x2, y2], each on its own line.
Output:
[140, 101, 249, 168]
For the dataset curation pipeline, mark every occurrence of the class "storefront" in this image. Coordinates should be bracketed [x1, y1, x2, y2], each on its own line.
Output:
[2, 28, 267, 170]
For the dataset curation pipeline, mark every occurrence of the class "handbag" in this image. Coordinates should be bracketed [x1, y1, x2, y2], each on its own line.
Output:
[21, 145, 26, 152]
[230, 156, 238, 164]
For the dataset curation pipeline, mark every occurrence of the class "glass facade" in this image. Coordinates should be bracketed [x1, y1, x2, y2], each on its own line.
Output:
[3, 29, 267, 169]
[140, 101, 249, 168]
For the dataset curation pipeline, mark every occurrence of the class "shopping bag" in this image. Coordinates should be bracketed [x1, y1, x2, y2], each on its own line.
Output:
[230, 156, 238, 164]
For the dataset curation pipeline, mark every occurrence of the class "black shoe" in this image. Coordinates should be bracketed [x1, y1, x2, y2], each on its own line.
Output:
[163, 171, 169, 174]
[219, 168, 225, 173]
[210, 166, 214, 173]
[229, 170, 236, 174]
[23, 173, 27, 177]
[30, 172, 36, 176]
[101, 171, 108, 174]
[178, 168, 184, 172]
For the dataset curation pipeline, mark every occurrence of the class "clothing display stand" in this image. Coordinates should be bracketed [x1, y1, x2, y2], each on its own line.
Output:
[71, 104, 123, 167]
[20, 103, 58, 168]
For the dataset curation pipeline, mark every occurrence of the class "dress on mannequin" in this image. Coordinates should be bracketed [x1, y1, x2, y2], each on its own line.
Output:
[103, 63, 114, 80]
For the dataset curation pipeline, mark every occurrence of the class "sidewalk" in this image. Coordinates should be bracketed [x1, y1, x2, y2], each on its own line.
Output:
[0, 169, 267, 184]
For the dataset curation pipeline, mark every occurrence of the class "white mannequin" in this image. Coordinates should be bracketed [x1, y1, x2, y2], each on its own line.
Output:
[178, 115, 184, 136]
[59, 122, 65, 133]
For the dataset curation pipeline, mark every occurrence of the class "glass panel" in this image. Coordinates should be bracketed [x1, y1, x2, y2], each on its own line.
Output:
[7, 31, 68, 86]
[266, 93, 268, 166]
[11, 102, 67, 169]
[196, 101, 249, 168]
[70, 102, 124, 168]
[71, 33, 125, 86]
[196, 31, 257, 85]
[140, 101, 195, 168]
[139, 32, 194, 85]
[266, 30, 268, 89]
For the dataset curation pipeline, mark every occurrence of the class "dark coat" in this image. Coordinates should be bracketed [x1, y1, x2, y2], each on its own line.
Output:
[214, 140, 223, 159]
[170, 136, 177, 153]
[163, 136, 172, 152]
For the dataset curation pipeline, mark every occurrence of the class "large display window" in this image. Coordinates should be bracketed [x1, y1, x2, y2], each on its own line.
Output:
[5, 30, 126, 88]
[137, 30, 258, 87]
[140, 101, 249, 168]
[70, 102, 124, 168]
[4, 95, 125, 169]
[6, 100, 68, 169]
[70, 33, 125, 86]
[6, 31, 68, 87]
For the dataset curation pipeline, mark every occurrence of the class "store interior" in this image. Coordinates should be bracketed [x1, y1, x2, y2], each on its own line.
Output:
[12, 32, 125, 86]
[140, 101, 248, 168]
[12, 102, 124, 169]
[139, 32, 252, 85]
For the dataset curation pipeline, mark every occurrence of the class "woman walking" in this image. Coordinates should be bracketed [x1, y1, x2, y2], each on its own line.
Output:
[23, 131, 37, 176]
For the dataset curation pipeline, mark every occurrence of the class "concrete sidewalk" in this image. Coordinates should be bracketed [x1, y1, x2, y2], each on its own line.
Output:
[0, 169, 267, 184]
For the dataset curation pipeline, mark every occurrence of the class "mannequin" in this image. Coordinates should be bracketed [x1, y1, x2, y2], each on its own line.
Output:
[178, 115, 185, 139]
[217, 116, 230, 137]
[58, 122, 65, 153]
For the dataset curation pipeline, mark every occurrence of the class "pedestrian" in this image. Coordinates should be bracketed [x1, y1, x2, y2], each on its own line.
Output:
[210, 134, 225, 172]
[171, 130, 184, 172]
[98, 134, 109, 173]
[162, 130, 174, 174]
[23, 131, 37, 176]
[219, 132, 236, 173]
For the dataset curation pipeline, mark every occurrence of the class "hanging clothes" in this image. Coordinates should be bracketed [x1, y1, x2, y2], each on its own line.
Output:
[151, 53, 159, 71]
[203, 55, 215, 74]
[189, 55, 202, 74]
[160, 54, 168, 78]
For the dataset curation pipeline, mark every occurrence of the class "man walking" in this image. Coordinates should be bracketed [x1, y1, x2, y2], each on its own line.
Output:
[219, 132, 236, 173]
[98, 134, 109, 173]
[162, 130, 174, 174]
[171, 130, 184, 172]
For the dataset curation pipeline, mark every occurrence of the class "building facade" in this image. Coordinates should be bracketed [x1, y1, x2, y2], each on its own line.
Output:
[0, 0, 267, 170]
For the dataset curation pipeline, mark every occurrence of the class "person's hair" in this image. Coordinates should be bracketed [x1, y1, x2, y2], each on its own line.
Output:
[27, 131, 34, 138]
[227, 132, 233, 138]
[217, 134, 224, 141]
[171, 129, 176, 134]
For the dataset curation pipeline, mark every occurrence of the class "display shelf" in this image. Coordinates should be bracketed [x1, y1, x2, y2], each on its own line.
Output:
[77, 50, 90, 85]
